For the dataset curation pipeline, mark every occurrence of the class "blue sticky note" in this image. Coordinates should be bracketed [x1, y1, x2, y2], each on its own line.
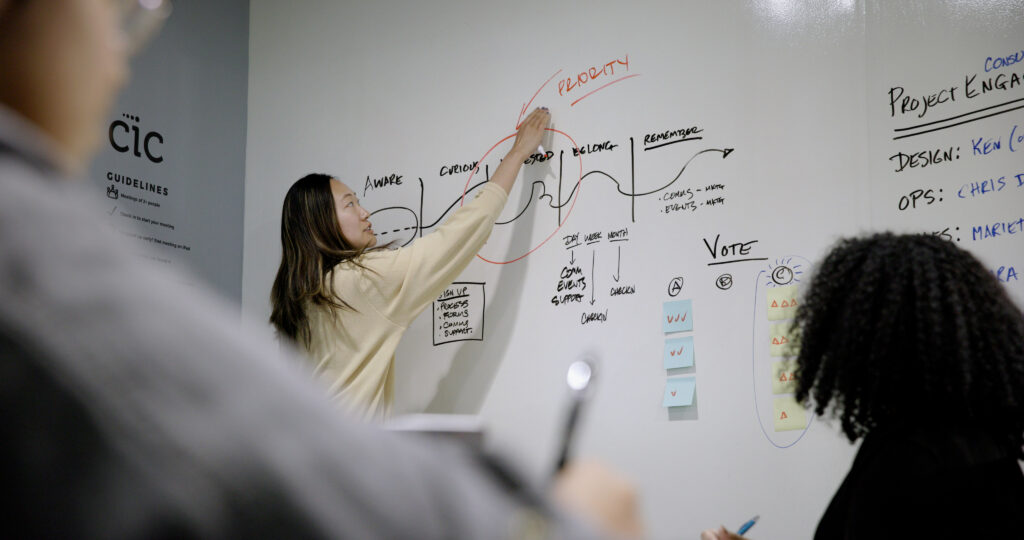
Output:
[663, 377, 696, 407]
[663, 336, 695, 369]
[662, 300, 694, 333]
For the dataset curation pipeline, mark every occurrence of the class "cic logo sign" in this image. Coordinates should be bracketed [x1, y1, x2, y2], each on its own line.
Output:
[109, 113, 164, 163]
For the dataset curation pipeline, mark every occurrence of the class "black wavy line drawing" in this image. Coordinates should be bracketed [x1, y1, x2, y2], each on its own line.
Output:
[370, 140, 734, 248]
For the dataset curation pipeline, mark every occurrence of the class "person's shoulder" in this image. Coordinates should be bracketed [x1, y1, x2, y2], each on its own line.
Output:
[351, 248, 405, 270]
[328, 249, 401, 284]
[864, 422, 1013, 478]
[332, 250, 387, 271]
[0, 155, 115, 272]
[0, 153, 71, 212]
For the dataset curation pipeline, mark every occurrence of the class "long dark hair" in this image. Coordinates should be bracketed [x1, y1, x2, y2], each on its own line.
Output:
[270, 173, 369, 346]
[793, 233, 1024, 457]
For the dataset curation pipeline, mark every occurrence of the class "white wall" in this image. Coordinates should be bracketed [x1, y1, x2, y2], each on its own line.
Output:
[91, 0, 250, 302]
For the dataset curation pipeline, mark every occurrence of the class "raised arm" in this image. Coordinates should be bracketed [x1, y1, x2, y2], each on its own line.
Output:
[488, 107, 550, 194]
[375, 108, 551, 325]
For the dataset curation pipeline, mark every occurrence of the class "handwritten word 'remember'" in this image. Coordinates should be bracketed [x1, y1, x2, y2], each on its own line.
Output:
[558, 56, 630, 96]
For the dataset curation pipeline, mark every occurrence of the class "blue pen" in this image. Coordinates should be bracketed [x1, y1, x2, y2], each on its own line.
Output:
[737, 515, 759, 536]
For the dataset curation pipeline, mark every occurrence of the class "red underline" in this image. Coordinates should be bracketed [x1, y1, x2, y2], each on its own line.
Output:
[570, 74, 641, 106]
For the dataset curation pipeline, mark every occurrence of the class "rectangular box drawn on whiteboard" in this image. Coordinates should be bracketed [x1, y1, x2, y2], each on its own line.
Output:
[769, 322, 799, 357]
[766, 285, 799, 321]
[663, 377, 696, 407]
[662, 299, 694, 333]
[771, 360, 797, 394]
[432, 282, 485, 345]
[773, 395, 808, 431]
[663, 336, 695, 369]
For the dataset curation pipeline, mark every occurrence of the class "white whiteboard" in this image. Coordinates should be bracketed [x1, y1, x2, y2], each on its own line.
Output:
[243, 2, 1024, 538]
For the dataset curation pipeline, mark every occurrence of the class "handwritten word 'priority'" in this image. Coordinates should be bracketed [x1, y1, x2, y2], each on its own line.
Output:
[558, 55, 630, 97]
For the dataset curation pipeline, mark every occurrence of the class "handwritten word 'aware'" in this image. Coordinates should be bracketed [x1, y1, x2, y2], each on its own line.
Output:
[364, 173, 402, 196]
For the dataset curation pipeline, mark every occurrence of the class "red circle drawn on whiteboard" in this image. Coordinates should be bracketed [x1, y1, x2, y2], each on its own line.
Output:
[461, 128, 583, 265]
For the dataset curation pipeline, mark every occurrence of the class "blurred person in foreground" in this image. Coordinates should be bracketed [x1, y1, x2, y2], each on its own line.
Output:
[703, 233, 1024, 539]
[0, 1, 642, 538]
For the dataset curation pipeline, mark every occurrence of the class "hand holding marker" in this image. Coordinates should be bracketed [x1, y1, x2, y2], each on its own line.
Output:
[700, 515, 757, 540]
[537, 107, 549, 155]
[737, 515, 758, 535]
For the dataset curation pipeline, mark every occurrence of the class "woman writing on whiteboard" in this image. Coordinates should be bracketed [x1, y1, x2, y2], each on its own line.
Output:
[703, 233, 1024, 539]
[269, 108, 550, 420]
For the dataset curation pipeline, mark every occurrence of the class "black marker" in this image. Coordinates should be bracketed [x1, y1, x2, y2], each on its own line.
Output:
[553, 357, 596, 474]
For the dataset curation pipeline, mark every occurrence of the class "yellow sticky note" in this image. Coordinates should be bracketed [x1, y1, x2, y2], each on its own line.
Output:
[766, 285, 799, 321]
[769, 322, 799, 357]
[773, 396, 807, 431]
[771, 360, 798, 394]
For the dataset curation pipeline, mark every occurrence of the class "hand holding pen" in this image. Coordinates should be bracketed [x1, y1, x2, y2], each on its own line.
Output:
[700, 515, 757, 540]
[550, 357, 644, 539]
[700, 527, 748, 540]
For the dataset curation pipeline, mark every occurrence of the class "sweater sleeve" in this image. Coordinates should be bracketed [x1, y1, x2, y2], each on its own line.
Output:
[374, 182, 508, 326]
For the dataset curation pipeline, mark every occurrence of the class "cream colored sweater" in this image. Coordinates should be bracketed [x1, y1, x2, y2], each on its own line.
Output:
[304, 182, 508, 420]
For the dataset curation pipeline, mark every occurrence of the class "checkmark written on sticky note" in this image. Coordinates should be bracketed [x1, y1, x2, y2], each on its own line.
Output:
[662, 299, 694, 334]
[663, 336, 695, 369]
[663, 376, 696, 407]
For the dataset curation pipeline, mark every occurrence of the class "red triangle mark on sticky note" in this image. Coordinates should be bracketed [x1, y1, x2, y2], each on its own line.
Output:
[771, 300, 779, 307]
[780, 411, 788, 420]
[779, 373, 788, 382]
[791, 298, 798, 306]
[781, 300, 790, 308]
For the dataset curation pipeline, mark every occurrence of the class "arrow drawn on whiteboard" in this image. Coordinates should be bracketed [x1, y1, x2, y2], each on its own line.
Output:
[516, 69, 562, 129]
[561, 147, 735, 201]
[570, 249, 575, 265]
[590, 250, 596, 305]
[612, 245, 621, 282]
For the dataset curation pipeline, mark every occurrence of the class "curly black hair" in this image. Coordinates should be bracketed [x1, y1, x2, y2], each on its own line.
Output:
[793, 233, 1024, 457]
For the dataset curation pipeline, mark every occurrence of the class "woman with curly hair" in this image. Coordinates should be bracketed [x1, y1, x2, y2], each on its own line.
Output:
[799, 233, 1024, 537]
[704, 233, 1024, 540]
